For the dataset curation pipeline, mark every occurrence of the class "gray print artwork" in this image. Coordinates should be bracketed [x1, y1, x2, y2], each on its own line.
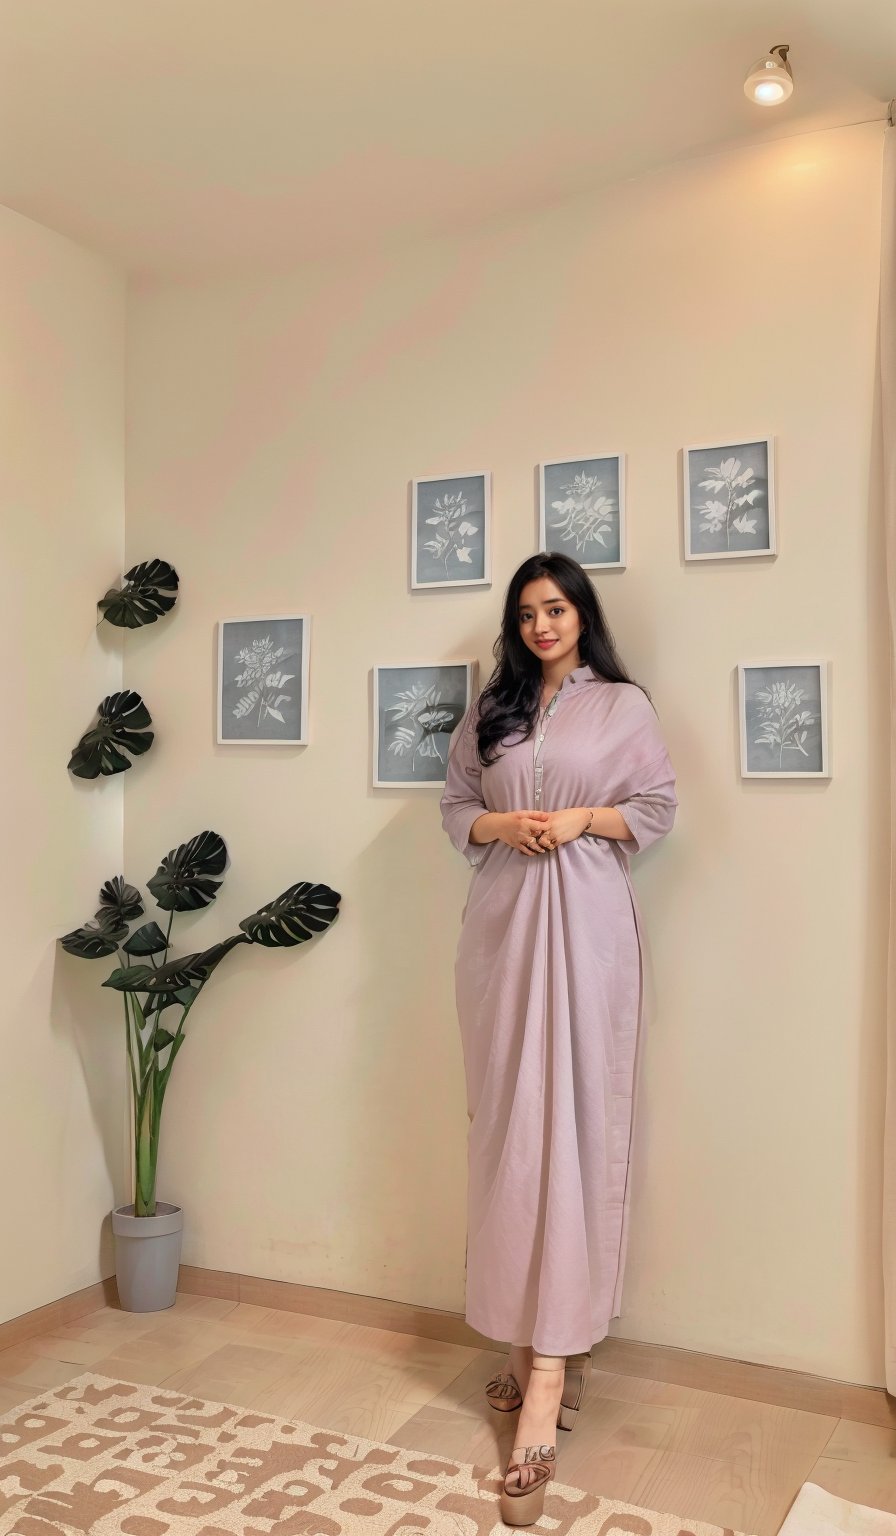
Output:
[743, 665, 823, 773]
[220, 618, 304, 742]
[377, 665, 469, 784]
[543, 457, 621, 564]
[688, 441, 770, 554]
[415, 475, 486, 584]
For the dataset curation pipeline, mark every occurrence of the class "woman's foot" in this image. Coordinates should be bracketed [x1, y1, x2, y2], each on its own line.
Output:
[508, 1344, 533, 1399]
[511, 1356, 564, 1465]
[501, 1360, 563, 1526]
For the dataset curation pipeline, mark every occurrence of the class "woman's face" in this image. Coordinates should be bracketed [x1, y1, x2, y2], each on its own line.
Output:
[517, 577, 582, 668]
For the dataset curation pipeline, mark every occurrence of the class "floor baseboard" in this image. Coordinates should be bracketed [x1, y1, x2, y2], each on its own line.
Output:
[3, 1265, 893, 1430]
[175, 1265, 896, 1429]
[0, 1277, 118, 1353]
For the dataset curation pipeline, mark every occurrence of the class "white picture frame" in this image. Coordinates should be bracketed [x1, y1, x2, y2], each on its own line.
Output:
[373, 660, 478, 788]
[738, 659, 830, 778]
[217, 614, 310, 745]
[683, 437, 776, 560]
[539, 453, 626, 569]
[410, 472, 491, 589]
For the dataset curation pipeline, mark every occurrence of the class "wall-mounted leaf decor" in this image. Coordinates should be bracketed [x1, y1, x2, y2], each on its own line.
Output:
[98, 559, 179, 628]
[68, 690, 154, 778]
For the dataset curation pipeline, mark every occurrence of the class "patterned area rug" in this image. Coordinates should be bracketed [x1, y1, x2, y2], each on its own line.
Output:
[0, 1372, 755, 1535]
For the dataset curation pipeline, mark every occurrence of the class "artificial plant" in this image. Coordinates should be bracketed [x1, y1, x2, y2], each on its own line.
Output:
[61, 830, 340, 1216]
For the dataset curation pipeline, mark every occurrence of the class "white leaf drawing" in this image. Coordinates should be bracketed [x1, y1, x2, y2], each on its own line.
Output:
[696, 454, 765, 550]
[550, 473, 617, 557]
[233, 689, 260, 718]
[419, 486, 482, 574]
[388, 724, 416, 756]
[751, 679, 816, 768]
[417, 707, 453, 730]
[388, 683, 438, 720]
[265, 708, 285, 723]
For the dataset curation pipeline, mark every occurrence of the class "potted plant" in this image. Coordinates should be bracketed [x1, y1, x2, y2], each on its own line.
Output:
[61, 829, 340, 1312]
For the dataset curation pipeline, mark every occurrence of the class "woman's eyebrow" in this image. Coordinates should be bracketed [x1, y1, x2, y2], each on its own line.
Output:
[518, 597, 566, 610]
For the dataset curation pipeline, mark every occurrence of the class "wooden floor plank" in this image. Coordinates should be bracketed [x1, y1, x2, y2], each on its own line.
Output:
[804, 1419, 896, 1516]
[2, 1300, 895, 1535]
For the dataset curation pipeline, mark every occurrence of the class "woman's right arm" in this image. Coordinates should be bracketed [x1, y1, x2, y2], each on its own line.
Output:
[440, 705, 494, 868]
[440, 707, 550, 862]
[469, 811, 503, 845]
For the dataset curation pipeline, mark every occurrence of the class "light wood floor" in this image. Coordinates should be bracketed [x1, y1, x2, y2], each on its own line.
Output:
[0, 1293, 894, 1535]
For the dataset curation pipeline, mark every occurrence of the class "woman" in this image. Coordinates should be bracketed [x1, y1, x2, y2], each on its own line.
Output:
[440, 552, 677, 1527]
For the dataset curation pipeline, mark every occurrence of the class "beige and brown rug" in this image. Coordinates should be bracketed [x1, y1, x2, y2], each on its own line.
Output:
[0, 1371, 754, 1535]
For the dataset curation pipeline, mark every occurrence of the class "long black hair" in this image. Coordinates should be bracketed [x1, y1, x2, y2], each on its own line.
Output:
[475, 552, 652, 765]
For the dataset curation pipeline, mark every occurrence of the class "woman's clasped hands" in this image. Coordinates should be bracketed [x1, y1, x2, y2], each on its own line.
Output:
[498, 808, 593, 856]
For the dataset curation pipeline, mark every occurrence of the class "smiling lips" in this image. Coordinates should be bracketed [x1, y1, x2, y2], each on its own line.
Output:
[536, 639, 557, 648]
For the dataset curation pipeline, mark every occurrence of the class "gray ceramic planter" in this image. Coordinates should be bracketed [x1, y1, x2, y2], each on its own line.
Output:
[111, 1201, 183, 1312]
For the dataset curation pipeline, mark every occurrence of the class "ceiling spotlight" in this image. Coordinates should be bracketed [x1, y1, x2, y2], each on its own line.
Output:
[744, 43, 793, 106]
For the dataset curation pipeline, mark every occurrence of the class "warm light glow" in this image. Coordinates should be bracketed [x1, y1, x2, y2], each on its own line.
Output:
[754, 80, 786, 103]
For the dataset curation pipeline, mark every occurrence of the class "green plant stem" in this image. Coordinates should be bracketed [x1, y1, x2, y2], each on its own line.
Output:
[123, 993, 138, 1102]
[134, 982, 198, 1219]
[131, 914, 176, 1217]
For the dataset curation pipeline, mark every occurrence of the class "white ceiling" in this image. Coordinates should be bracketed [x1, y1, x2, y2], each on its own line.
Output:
[0, 0, 892, 279]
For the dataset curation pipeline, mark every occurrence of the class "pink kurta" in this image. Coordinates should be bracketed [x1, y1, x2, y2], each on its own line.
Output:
[440, 664, 677, 1355]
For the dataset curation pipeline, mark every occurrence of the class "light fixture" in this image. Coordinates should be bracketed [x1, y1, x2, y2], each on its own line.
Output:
[744, 43, 793, 106]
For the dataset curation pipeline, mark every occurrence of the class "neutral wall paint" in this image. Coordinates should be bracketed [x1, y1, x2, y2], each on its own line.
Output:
[0, 206, 125, 1324]
[125, 120, 887, 1385]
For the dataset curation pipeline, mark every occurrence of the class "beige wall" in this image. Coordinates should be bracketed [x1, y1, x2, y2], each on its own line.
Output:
[125, 120, 887, 1385]
[0, 206, 125, 1323]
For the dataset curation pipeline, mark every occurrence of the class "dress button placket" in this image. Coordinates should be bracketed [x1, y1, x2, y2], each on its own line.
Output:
[533, 692, 560, 806]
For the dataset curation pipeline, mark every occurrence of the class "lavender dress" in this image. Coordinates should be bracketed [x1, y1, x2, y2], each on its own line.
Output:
[440, 664, 677, 1355]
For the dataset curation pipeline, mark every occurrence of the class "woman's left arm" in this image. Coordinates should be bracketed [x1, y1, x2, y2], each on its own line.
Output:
[592, 771, 677, 854]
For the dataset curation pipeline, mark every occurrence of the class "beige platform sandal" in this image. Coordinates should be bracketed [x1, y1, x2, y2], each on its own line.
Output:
[499, 1440, 557, 1527]
[485, 1370, 523, 1413]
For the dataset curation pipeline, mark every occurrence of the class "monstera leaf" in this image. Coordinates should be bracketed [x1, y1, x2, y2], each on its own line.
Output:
[147, 831, 227, 912]
[123, 921, 169, 957]
[98, 877, 144, 925]
[60, 909, 128, 959]
[103, 935, 247, 997]
[98, 559, 180, 629]
[61, 876, 144, 958]
[68, 692, 154, 778]
[239, 881, 341, 948]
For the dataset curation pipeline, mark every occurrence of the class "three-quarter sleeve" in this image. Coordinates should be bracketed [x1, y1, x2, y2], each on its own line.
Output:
[604, 684, 678, 858]
[440, 703, 491, 868]
[613, 753, 678, 856]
